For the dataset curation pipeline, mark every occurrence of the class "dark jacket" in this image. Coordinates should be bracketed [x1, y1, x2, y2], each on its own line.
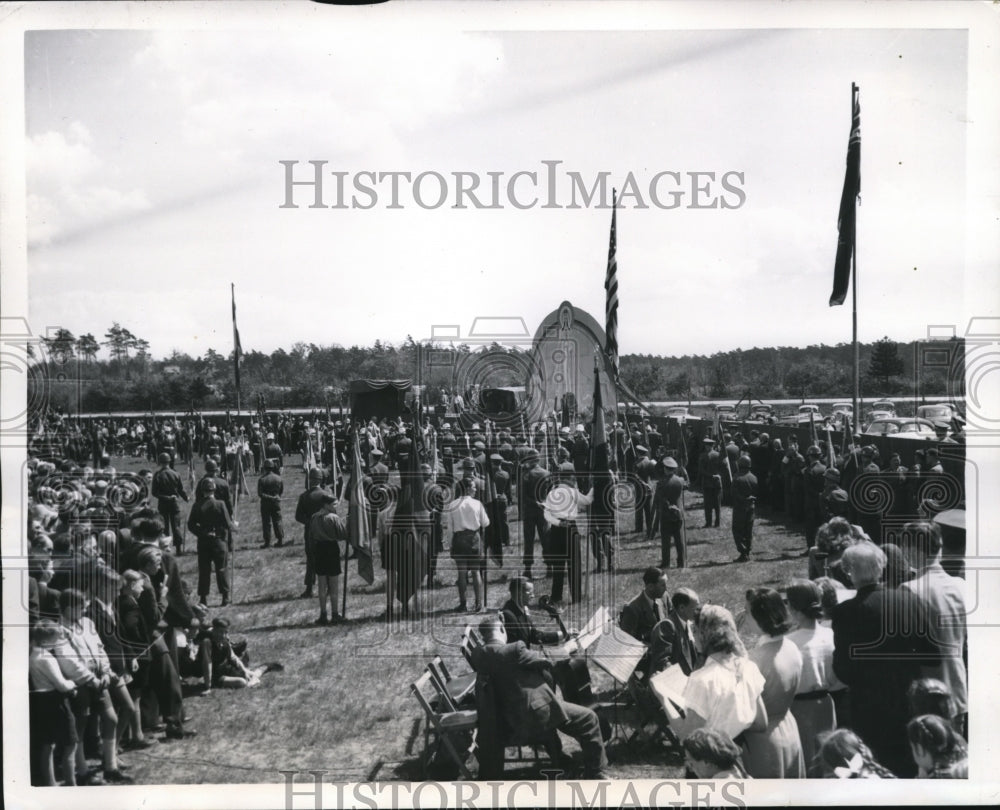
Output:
[648, 609, 700, 676]
[619, 591, 667, 644]
[500, 599, 560, 647]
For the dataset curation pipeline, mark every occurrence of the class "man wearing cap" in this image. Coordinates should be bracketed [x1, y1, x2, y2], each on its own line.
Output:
[698, 438, 723, 529]
[257, 459, 285, 548]
[519, 448, 551, 580]
[422, 464, 447, 586]
[803, 446, 827, 550]
[731, 455, 758, 563]
[488, 454, 511, 548]
[264, 432, 283, 474]
[634, 446, 656, 537]
[542, 463, 593, 606]
[295, 469, 335, 599]
[187, 478, 238, 608]
[653, 456, 688, 568]
[364, 448, 390, 535]
[152, 452, 189, 556]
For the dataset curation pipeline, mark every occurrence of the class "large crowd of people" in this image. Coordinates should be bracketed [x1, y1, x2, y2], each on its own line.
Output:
[23, 406, 967, 783]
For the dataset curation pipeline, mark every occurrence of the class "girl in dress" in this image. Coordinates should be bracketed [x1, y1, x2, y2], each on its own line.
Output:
[742, 588, 806, 778]
[783, 578, 845, 773]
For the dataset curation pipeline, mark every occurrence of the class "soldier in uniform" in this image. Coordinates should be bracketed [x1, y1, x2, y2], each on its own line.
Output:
[634, 445, 656, 537]
[422, 464, 447, 587]
[802, 445, 827, 550]
[257, 459, 285, 548]
[187, 479, 237, 608]
[698, 437, 723, 528]
[519, 448, 551, 580]
[152, 452, 189, 556]
[489, 454, 511, 548]
[365, 448, 390, 536]
[783, 439, 806, 522]
[654, 456, 687, 568]
[731, 455, 758, 563]
[263, 432, 283, 474]
[294, 468, 335, 599]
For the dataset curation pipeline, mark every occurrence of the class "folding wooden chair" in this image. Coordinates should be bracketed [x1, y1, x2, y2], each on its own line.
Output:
[410, 671, 477, 779]
[427, 655, 476, 709]
[459, 625, 483, 667]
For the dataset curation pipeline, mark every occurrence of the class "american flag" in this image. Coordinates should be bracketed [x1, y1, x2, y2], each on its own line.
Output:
[604, 188, 619, 379]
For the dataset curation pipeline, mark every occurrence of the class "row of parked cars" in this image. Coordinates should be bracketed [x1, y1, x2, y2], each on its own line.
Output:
[663, 401, 964, 441]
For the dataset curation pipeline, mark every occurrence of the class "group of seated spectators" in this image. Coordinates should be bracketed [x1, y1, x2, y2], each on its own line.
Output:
[472, 511, 968, 781]
[25, 454, 265, 786]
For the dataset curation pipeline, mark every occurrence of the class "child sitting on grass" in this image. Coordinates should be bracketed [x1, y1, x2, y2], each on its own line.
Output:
[193, 618, 282, 694]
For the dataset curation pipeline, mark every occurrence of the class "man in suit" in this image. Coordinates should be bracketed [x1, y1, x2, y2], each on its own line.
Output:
[897, 521, 967, 734]
[619, 566, 668, 643]
[832, 541, 943, 778]
[470, 616, 606, 780]
[500, 577, 565, 647]
[647, 587, 702, 676]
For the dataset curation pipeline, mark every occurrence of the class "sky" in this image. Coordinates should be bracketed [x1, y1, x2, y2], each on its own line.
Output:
[19, 10, 985, 362]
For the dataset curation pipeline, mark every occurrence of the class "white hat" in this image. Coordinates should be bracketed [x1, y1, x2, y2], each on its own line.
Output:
[266, 432, 275, 440]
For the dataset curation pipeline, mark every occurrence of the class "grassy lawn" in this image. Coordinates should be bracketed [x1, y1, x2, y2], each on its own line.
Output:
[113, 455, 808, 784]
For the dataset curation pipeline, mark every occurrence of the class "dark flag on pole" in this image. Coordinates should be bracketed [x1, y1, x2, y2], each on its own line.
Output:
[231, 283, 243, 392]
[348, 429, 375, 585]
[604, 189, 619, 379]
[830, 84, 861, 307]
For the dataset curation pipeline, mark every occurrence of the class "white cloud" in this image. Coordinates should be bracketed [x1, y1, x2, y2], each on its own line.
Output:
[26, 125, 150, 246]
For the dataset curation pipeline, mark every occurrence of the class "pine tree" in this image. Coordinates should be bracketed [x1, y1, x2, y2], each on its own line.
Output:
[867, 336, 905, 389]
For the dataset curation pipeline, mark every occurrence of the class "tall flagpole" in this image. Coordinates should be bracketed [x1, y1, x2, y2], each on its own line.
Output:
[851, 83, 860, 427]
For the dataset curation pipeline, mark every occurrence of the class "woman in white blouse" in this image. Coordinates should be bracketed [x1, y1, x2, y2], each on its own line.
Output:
[783, 578, 846, 774]
[674, 605, 767, 743]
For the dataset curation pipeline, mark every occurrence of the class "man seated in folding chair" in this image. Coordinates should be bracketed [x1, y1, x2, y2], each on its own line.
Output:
[470, 615, 607, 781]
[627, 587, 703, 745]
[501, 577, 594, 708]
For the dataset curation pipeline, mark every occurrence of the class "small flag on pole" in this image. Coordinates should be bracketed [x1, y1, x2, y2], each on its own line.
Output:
[830, 84, 861, 307]
[231, 283, 243, 392]
[604, 189, 619, 380]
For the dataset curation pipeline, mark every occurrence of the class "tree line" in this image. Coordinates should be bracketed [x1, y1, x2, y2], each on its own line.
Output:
[30, 325, 963, 414]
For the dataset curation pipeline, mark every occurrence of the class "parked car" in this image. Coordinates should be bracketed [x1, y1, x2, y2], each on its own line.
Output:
[665, 405, 690, 420]
[863, 417, 942, 439]
[714, 404, 737, 422]
[917, 403, 965, 429]
[864, 409, 895, 429]
[870, 398, 896, 416]
[797, 404, 823, 423]
[749, 404, 774, 421]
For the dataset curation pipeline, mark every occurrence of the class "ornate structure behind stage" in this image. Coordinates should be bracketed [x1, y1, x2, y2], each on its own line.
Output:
[527, 301, 618, 421]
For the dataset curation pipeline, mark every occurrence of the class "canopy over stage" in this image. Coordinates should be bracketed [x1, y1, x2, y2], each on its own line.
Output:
[527, 301, 618, 421]
[349, 379, 411, 421]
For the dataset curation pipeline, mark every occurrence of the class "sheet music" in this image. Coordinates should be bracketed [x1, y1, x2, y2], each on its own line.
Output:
[576, 606, 611, 651]
[590, 628, 646, 683]
[550, 606, 611, 657]
[649, 664, 688, 720]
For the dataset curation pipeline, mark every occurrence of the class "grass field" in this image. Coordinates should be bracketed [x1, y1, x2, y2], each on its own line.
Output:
[111, 454, 809, 784]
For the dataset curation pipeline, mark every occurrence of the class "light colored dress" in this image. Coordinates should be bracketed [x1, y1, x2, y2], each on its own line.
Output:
[743, 636, 806, 778]
[682, 652, 765, 741]
[787, 625, 844, 774]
